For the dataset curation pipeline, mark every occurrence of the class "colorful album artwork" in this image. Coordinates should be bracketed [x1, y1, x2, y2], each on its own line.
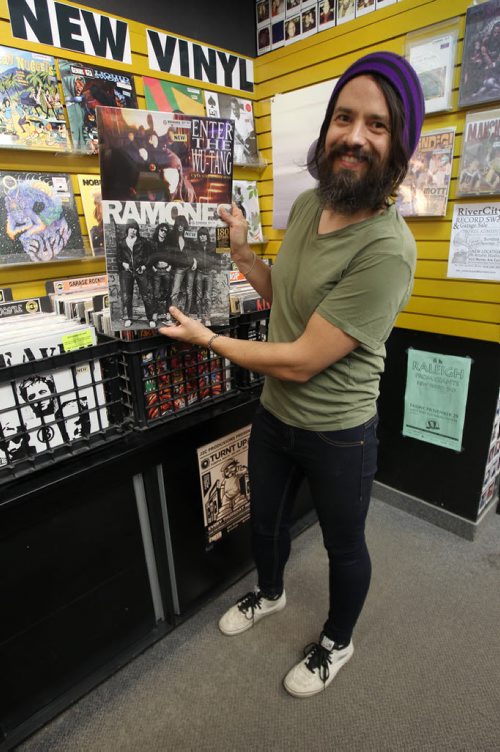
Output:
[58, 59, 137, 154]
[203, 92, 258, 166]
[396, 128, 455, 217]
[0, 45, 70, 151]
[97, 107, 234, 205]
[232, 180, 264, 242]
[457, 108, 500, 196]
[459, 0, 500, 108]
[0, 171, 85, 265]
[143, 77, 205, 115]
[78, 174, 104, 256]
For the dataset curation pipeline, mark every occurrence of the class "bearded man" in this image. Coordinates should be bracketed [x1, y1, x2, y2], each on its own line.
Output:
[159, 52, 425, 698]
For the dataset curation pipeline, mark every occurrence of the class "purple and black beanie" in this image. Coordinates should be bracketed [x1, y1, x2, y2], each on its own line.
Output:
[317, 51, 425, 161]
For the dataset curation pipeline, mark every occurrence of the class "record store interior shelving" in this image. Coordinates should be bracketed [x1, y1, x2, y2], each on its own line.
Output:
[0, 0, 498, 343]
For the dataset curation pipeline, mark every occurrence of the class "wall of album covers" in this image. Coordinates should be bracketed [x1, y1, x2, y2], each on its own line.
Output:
[255, 0, 499, 345]
[0, 0, 260, 306]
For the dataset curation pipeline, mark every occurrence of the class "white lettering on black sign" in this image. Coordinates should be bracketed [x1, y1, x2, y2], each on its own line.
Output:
[8, 0, 131, 64]
[147, 29, 253, 93]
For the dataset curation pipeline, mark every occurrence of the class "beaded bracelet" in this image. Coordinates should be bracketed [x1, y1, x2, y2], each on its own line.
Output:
[207, 333, 221, 351]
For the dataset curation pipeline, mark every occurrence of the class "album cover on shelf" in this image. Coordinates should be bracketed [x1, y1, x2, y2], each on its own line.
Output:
[143, 77, 205, 115]
[58, 59, 137, 154]
[78, 174, 104, 255]
[406, 21, 459, 114]
[0, 44, 70, 151]
[459, 0, 500, 108]
[0, 326, 108, 467]
[102, 200, 231, 331]
[457, 108, 500, 196]
[232, 180, 264, 242]
[0, 171, 85, 265]
[396, 128, 455, 217]
[97, 107, 234, 205]
[203, 92, 258, 166]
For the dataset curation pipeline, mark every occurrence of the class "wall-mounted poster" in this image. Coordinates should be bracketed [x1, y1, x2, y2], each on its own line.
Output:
[396, 128, 455, 217]
[403, 349, 472, 451]
[447, 202, 500, 281]
[58, 59, 137, 155]
[97, 107, 234, 205]
[203, 92, 258, 166]
[102, 200, 231, 330]
[457, 108, 500, 197]
[0, 171, 84, 265]
[77, 174, 104, 256]
[143, 78, 205, 116]
[0, 45, 70, 151]
[406, 21, 458, 114]
[233, 180, 264, 243]
[459, 0, 500, 108]
[197, 425, 251, 544]
[271, 78, 336, 228]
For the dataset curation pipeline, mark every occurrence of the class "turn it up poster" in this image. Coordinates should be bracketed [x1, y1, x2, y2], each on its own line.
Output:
[197, 426, 251, 544]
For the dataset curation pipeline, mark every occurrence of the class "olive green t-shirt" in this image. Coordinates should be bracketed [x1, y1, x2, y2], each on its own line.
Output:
[260, 189, 416, 430]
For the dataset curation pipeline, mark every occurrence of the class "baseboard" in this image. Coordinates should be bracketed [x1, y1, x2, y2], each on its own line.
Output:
[372, 481, 496, 541]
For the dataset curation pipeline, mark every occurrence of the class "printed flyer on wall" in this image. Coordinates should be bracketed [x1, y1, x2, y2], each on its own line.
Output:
[403, 349, 472, 451]
[447, 203, 500, 281]
[197, 425, 251, 544]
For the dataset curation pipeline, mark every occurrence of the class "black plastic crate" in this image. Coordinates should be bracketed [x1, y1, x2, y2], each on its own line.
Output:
[118, 325, 238, 428]
[0, 337, 128, 482]
[235, 310, 270, 389]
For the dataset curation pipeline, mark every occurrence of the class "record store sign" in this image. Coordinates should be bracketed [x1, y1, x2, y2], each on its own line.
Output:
[147, 30, 254, 93]
[8, 0, 132, 64]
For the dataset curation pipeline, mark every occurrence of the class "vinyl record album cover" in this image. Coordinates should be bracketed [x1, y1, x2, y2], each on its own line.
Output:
[0, 171, 85, 265]
[77, 174, 104, 255]
[457, 108, 500, 196]
[203, 92, 258, 165]
[0, 44, 70, 151]
[396, 128, 455, 216]
[143, 77, 205, 115]
[58, 59, 137, 154]
[102, 200, 231, 330]
[459, 0, 500, 108]
[98, 107, 234, 205]
[232, 180, 264, 242]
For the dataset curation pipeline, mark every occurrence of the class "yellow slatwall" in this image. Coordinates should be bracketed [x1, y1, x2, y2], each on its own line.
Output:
[1, 0, 498, 343]
[0, 0, 257, 295]
[254, 0, 500, 344]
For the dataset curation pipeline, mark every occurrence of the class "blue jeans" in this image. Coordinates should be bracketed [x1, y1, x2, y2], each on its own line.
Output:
[248, 405, 378, 644]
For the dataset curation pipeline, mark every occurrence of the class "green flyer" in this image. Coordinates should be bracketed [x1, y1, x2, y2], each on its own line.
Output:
[403, 349, 472, 450]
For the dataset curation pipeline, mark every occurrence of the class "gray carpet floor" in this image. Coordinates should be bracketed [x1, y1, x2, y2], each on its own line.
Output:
[17, 498, 500, 752]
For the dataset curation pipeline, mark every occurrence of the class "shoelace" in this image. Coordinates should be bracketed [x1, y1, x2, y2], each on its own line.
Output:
[237, 591, 263, 622]
[303, 642, 333, 684]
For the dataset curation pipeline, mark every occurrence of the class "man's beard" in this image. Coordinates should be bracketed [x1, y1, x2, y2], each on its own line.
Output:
[317, 143, 394, 215]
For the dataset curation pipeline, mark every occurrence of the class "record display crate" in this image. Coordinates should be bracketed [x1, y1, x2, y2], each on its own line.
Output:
[234, 309, 270, 389]
[118, 323, 239, 429]
[0, 337, 127, 483]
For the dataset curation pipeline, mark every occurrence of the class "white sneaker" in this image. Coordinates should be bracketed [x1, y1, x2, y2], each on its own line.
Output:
[124, 319, 132, 327]
[218, 588, 286, 636]
[283, 634, 354, 698]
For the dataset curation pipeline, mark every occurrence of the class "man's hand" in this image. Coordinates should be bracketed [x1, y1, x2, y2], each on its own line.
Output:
[158, 306, 213, 347]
